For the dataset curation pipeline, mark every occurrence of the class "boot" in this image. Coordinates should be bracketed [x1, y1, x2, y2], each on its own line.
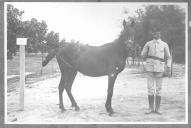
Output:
[145, 95, 154, 114]
[155, 95, 162, 115]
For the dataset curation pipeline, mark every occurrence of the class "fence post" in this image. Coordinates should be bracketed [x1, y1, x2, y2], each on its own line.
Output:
[40, 40, 47, 75]
[17, 38, 27, 111]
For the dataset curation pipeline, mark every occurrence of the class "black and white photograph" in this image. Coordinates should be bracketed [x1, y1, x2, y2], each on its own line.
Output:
[5, 2, 188, 124]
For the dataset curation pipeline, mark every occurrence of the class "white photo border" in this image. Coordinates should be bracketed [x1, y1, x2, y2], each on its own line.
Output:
[4, 2, 189, 124]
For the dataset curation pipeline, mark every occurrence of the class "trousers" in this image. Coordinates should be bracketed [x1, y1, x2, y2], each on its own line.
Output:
[147, 72, 163, 96]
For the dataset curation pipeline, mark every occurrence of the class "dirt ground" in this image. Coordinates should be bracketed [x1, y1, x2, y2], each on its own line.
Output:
[6, 64, 186, 123]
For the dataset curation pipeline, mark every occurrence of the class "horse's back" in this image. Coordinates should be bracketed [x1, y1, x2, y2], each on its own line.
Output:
[75, 43, 126, 76]
[56, 41, 127, 77]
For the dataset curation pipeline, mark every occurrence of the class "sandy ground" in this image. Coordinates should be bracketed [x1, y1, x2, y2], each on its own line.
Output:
[6, 64, 186, 123]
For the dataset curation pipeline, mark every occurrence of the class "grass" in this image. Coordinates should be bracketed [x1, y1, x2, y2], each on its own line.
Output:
[7, 53, 59, 76]
[7, 53, 60, 92]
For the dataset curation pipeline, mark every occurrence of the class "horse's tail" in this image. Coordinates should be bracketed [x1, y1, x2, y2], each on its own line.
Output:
[42, 48, 58, 67]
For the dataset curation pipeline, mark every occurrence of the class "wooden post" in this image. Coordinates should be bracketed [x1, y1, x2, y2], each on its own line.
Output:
[40, 40, 47, 75]
[40, 51, 43, 75]
[19, 45, 25, 110]
[17, 38, 27, 111]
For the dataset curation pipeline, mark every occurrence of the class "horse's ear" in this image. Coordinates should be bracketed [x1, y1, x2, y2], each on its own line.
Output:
[123, 19, 127, 27]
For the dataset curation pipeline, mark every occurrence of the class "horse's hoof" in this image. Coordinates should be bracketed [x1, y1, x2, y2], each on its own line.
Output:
[107, 108, 114, 116]
[59, 106, 66, 112]
[155, 111, 162, 115]
[61, 108, 66, 112]
[108, 111, 114, 116]
[75, 106, 80, 111]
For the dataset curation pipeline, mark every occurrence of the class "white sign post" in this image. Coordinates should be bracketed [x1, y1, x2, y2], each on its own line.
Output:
[16, 38, 27, 111]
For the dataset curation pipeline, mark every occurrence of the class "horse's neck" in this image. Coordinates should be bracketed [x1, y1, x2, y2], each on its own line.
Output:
[115, 40, 128, 59]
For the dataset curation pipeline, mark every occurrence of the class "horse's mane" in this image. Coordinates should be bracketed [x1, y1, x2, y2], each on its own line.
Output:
[112, 29, 127, 45]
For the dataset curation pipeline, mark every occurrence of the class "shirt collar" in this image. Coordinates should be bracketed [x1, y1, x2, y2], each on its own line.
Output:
[157, 39, 162, 42]
[153, 38, 161, 43]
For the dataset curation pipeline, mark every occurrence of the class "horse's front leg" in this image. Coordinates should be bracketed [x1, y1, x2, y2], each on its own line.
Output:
[64, 70, 80, 111]
[105, 73, 117, 116]
[58, 75, 66, 112]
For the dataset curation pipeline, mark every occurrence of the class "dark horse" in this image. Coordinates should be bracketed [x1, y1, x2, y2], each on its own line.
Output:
[42, 20, 135, 116]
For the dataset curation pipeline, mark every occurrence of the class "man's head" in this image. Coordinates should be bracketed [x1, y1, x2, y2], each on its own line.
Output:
[152, 28, 161, 40]
[152, 31, 161, 40]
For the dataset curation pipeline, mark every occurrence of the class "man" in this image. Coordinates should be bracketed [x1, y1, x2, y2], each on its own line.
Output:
[141, 29, 171, 115]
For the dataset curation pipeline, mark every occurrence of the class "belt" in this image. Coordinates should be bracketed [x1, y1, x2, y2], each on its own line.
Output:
[147, 56, 165, 62]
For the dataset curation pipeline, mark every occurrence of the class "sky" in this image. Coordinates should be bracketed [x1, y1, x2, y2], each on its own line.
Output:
[8, 2, 187, 46]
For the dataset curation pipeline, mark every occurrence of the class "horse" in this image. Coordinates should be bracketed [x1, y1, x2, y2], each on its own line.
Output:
[42, 20, 135, 116]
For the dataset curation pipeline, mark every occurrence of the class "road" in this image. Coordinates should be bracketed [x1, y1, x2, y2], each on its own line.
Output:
[6, 64, 186, 123]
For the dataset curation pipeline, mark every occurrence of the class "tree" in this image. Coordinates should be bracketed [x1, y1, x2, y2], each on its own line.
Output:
[7, 5, 48, 58]
[45, 31, 60, 49]
[22, 19, 48, 53]
[60, 38, 66, 45]
[7, 4, 24, 59]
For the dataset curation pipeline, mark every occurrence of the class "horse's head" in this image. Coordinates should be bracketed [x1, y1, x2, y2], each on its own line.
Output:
[121, 19, 135, 52]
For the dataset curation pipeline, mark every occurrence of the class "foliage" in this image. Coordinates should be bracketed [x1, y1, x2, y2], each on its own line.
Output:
[7, 4, 24, 59]
[22, 18, 48, 53]
[7, 4, 59, 59]
[45, 31, 60, 49]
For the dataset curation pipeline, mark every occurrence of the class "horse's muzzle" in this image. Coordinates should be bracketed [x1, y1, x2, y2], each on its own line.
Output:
[42, 60, 48, 67]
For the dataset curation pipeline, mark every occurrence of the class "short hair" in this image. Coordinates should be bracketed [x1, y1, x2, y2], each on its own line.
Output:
[152, 27, 161, 34]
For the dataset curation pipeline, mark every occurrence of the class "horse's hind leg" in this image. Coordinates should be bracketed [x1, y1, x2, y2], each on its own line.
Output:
[58, 74, 66, 112]
[65, 70, 80, 111]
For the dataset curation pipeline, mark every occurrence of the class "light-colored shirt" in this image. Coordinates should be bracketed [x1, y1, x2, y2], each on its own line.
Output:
[141, 39, 171, 72]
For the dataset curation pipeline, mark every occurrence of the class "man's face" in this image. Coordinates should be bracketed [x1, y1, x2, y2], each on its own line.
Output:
[153, 32, 161, 40]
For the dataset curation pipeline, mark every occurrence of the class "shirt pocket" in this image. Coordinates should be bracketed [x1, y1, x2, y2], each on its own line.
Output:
[158, 47, 164, 53]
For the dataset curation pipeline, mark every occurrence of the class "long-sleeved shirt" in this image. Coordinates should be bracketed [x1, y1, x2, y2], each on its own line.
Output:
[141, 39, 171, 72]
